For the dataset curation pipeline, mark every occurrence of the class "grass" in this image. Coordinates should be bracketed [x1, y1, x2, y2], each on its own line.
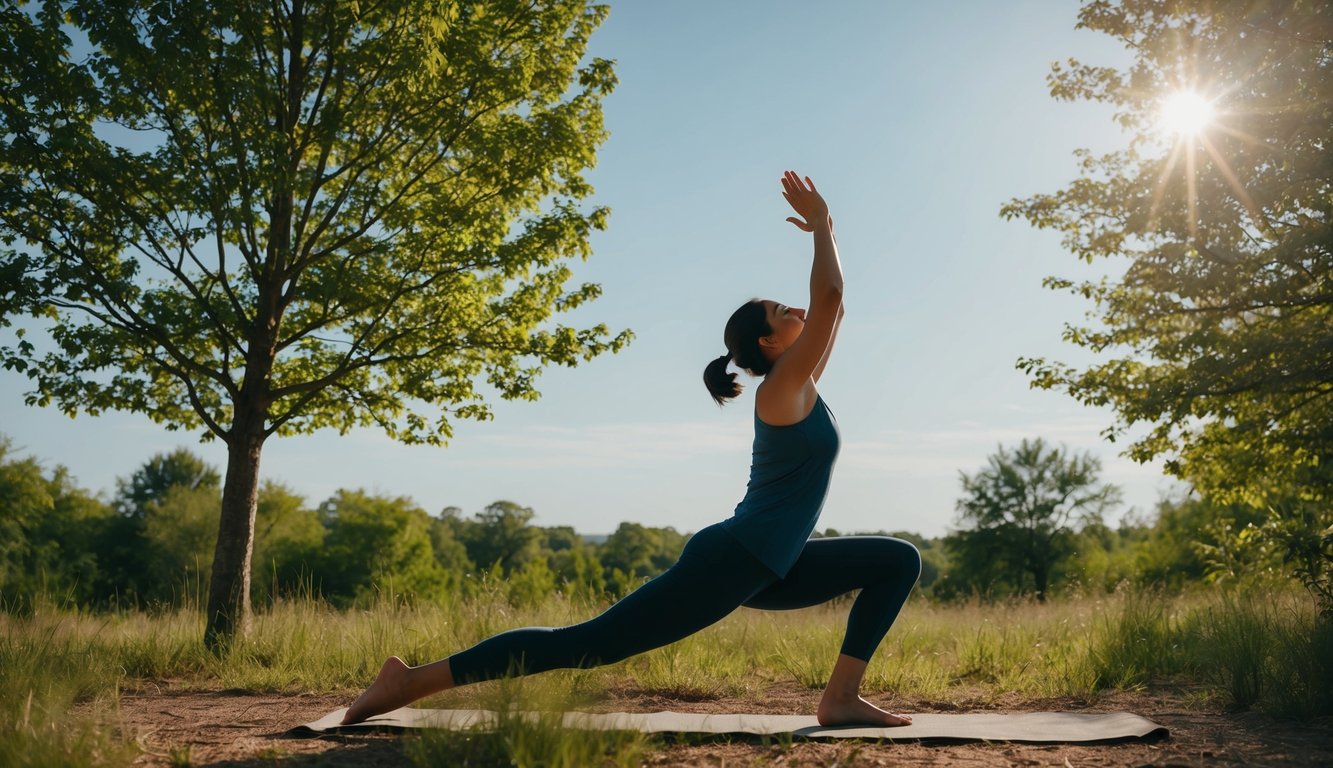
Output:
[0, 615, 136, 768]
[407, 677, 657, 768]
[1, 586, 1329, 766]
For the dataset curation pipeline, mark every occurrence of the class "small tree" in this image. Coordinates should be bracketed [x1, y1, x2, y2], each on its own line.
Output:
[0, 0, 628, 646]
[951, 438, 1120, 601]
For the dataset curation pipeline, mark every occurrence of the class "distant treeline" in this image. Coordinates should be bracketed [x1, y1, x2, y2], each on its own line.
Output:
[0, 440, 1276, 613]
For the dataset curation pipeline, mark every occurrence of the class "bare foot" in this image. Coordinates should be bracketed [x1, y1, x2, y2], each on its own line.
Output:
[342, 656, 413, 725]
[816, 694, 913, 727]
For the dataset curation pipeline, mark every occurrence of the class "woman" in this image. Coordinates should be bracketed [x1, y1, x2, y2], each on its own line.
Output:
[343, 171, 921, 727]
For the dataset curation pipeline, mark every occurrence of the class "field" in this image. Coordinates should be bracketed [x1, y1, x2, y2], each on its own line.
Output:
[4, 587, 1332, 767]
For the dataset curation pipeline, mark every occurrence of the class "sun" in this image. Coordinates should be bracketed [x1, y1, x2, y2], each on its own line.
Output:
[1158, 91, 1215, 136]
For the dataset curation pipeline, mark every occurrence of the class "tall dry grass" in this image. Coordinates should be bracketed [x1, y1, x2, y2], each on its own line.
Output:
[2, 585, 1329, 767]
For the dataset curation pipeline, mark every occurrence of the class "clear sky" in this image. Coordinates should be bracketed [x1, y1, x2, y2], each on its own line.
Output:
[0, 1, 1186, 537]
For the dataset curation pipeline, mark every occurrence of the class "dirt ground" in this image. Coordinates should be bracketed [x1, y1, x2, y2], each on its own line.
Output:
[107, 683, 1333, 767]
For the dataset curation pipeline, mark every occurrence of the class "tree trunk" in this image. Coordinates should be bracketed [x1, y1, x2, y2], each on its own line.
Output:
[204, 410, 266, 650]
[1033, 564, 1049, 603]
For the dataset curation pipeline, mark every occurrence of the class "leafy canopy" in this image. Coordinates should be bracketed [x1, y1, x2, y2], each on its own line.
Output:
[1001, 0, 1332, 506]
[0, 0, 630, 446]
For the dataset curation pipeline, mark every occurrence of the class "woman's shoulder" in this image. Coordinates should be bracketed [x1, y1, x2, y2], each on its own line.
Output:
[754, 380, 819, 427]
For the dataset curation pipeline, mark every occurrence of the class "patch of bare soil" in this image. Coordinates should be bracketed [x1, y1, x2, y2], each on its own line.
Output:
[106, 684, 1333, 767]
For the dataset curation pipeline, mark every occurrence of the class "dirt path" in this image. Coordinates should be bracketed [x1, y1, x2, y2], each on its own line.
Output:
[108, 685, 1333, 767]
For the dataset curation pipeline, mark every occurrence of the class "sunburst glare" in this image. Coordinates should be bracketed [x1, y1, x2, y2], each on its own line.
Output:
[1158, 91, 1215, 136]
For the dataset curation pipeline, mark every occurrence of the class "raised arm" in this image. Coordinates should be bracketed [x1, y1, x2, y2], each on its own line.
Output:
[760, 172, 844, 409]
[811, 302, 844, 384]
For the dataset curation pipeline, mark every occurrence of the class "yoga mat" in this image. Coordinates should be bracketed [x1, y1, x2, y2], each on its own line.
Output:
[292, 708, 1168, 743]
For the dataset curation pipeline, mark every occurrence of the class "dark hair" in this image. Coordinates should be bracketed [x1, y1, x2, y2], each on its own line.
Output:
[702, 300, 774, 405]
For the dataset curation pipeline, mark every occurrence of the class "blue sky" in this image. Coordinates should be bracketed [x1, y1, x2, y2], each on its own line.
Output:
[0, 1, 1186, 537]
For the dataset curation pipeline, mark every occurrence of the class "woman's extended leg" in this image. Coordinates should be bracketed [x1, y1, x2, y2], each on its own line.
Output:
[743, 535, 922, 726]
[343, 525, 775, 723]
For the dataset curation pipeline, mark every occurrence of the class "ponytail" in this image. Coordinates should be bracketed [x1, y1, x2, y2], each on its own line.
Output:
[703, 353, 740, 405]
[703, 299, 776, 406]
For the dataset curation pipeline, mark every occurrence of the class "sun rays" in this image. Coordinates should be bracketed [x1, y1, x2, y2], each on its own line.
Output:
[1146, 87, 1274, 243]
[1143, 34, 1291, 245]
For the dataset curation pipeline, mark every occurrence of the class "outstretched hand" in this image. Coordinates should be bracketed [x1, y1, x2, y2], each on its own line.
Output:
[781, 170, 831, 233]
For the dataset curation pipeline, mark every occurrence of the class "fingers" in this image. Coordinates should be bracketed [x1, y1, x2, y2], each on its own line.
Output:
[780, 170, 815, 194]
[780, 171, 822, 231]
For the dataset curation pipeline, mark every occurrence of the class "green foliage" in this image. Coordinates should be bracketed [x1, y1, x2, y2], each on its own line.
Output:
[457, 500, 544, 574]
[1262, 501, 1333, 618]
[428, 510, 475, 575]
[0, 0, 629, 442]
[113, 450, 219, 520]
[0, 0, 629, 642]
[96, 449, 224, 607]
[142, 485, 220, 607]
[0, 437, 115, 610]
[1264, 612, 1333, 718]
[503, 558, 559, 609]
[317, 489, 449, 606]
[1195, 594, 1269, 709]
[1134, 495, 1255, 588]
[598, 522, 687, 596]
[1000, 0, 1331, 508]
[250, 481, 325, 606]
[945, 438, 1121, 601]
[1085, 589, 1333, 716]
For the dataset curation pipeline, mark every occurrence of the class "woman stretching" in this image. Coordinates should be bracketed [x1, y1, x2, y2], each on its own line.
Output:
[343, 171, 921, 727]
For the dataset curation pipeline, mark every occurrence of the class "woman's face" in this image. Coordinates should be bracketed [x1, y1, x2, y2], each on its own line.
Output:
[760, 299, 806, 354]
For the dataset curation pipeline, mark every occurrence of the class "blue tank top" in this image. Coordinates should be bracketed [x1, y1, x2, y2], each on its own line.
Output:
[719, 395, 840, 577]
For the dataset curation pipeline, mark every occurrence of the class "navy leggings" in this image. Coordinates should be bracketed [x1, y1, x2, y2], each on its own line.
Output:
[448, 523, 922, 684]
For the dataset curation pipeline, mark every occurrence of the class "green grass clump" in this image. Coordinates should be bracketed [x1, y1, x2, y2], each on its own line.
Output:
[1182, 591, 1333, 716]
[1089, 591, 1185, 689]
[0, 614, 136, 768]
[1263, 612, 1333, 718]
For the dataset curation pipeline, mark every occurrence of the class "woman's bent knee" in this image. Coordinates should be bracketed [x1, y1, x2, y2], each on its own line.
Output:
[885, 537, 922, 584]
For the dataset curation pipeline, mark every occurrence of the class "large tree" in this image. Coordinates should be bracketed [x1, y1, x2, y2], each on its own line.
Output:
[950, 438, 1120, 601]
[1000, 0, 1331, 508]
[0, 0, 628, 646]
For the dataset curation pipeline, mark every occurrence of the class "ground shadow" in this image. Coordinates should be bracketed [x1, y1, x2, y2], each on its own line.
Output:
[206, 733, 409, 768]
